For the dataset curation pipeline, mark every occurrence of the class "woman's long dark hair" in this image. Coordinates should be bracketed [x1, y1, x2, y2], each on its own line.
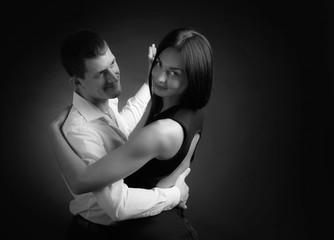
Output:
[145, 28, 213, 125]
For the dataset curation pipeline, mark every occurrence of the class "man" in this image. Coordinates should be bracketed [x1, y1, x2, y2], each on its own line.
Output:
[59, 30, 190, 239]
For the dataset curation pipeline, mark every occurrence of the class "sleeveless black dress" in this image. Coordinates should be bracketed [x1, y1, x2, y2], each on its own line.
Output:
[121, 105, 204, 240]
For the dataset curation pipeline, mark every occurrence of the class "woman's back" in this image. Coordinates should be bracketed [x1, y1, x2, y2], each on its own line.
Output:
[124, 105, 204, 189]
[120, 105, 203, 240]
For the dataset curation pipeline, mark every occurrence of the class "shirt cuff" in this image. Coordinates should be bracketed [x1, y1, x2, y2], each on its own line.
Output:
[134, 83, 150, 106]
[160, 186, 181, 210]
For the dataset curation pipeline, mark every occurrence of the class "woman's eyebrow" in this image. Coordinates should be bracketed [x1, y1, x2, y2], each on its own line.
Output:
[157, 58, 183, 71]
[169, 67, 184, 71]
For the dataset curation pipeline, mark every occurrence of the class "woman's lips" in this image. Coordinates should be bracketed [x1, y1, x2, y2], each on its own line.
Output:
[154, 84, 167, 90]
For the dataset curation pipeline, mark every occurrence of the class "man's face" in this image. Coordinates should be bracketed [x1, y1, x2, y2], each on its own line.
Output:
[78, 47, 122, 103]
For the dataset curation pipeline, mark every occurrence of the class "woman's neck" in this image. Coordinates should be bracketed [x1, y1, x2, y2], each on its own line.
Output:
[161, 97, 180, 113]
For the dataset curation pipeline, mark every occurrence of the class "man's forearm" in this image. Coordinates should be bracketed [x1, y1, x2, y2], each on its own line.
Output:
[93, 182, 180, 221]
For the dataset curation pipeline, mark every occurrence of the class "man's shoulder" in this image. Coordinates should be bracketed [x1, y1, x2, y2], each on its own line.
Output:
[62, 109, 87, 134]
[62, 108, 106, 140]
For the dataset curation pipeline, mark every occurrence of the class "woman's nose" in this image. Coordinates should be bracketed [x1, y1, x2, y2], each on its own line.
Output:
[158, 71, 167, 83]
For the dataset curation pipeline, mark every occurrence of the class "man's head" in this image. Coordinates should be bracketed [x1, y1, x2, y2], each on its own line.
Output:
[61, 30, 122, 103]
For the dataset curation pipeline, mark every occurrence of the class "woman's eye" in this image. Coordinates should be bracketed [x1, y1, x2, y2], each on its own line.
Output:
[169, 71, 179, 77]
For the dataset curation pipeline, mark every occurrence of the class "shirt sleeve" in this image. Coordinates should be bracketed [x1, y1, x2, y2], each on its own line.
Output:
[94, 182, 180, 221]
[64, 124, 180, 221]
[118, 83, 151, 133]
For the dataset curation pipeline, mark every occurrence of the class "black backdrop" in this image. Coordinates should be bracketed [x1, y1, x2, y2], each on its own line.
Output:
[2, 1, 332, 239]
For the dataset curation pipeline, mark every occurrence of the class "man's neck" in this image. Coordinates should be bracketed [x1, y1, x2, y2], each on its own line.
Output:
[94, 101, 109, 114]
[75, 89, 109, 114]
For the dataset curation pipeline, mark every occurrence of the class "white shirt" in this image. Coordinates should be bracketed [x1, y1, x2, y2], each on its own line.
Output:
[62, 83, 180, 225]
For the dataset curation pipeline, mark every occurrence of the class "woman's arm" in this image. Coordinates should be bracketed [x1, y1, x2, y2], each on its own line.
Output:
[80, 119, 184, 192]
[49, 107, 184, 193]
[48, 105, 90, 192]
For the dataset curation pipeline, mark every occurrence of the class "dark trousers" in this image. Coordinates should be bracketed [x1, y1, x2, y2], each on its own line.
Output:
[67, 210, 199, 240]
[66, 215, 122, 240]
[120, 208, 199, 240]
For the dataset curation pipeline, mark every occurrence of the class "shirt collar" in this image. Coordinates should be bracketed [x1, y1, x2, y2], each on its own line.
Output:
[72, 91, 118, 122]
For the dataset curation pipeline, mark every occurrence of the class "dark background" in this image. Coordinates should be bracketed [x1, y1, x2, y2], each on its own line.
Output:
[2, 1, 332, 239]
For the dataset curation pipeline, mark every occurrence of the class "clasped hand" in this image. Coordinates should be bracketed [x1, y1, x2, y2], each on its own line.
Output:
[174, 168, 191, 210]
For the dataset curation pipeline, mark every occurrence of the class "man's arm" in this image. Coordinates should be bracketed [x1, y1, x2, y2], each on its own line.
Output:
[118, 82, 150, 134]
[118, 44, 156, 134]
[94, 170, 190, 221]
[58, 123, 185, 221]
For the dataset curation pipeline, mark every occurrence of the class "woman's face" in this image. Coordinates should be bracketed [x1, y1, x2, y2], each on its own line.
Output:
[151, 47, 188, 103]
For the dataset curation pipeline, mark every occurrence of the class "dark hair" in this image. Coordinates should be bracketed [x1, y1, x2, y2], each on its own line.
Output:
[147, 27, 213, 122]
[60, 30, 108, 78]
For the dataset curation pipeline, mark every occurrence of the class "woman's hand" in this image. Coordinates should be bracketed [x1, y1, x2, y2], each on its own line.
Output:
[48, 104, 86, 194]
[49, 105, 72, 131]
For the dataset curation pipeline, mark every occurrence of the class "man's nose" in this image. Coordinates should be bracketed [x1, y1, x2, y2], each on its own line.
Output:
[105, 69, 118, 82]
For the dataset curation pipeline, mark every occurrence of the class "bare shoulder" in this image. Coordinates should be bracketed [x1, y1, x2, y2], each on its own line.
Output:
[146, 119, 184, 160]
[122, 118, 184, 162]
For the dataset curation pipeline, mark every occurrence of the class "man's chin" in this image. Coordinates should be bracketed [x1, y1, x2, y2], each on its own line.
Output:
[106, 87, 122, 99]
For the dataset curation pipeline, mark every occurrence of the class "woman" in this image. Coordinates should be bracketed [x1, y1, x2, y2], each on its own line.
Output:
[50, 27, 213, 239]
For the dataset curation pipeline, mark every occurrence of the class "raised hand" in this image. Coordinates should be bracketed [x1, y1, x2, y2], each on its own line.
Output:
[147, 43, 156, 75]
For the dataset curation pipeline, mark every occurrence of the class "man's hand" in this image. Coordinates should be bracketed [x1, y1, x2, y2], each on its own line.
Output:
[148, 43, 156, 67]
[174, 168, 191, 210]
[146, 43, 156, 83]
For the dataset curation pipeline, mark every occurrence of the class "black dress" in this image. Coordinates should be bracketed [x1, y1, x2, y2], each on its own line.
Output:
[121, 105, 204, 240]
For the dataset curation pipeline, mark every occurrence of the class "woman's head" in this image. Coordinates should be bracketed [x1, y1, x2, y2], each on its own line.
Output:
[151, 46, 188, 107]
[149, 28, 213, 112]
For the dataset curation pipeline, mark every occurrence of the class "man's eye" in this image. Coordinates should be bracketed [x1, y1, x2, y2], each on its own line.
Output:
[95, 72, 103, 78]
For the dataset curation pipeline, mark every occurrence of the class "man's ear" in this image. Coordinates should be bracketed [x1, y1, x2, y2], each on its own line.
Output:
[70, 77, 83, 88]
